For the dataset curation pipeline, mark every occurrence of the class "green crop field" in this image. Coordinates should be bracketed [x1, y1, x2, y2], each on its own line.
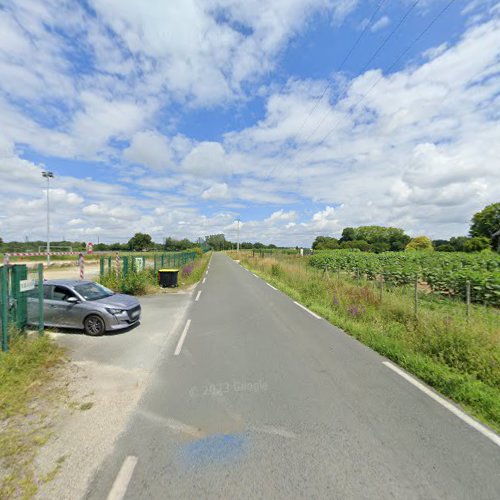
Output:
[309, 250, 500, 307]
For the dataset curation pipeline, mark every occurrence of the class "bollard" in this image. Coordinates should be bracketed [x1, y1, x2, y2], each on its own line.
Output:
[115, 252, 120, 279]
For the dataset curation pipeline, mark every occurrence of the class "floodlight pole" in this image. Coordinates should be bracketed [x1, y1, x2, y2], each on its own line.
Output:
[42, 171, 54, 265]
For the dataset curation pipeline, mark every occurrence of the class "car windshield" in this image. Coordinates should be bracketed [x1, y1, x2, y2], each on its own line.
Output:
[74, 283, 114, 301]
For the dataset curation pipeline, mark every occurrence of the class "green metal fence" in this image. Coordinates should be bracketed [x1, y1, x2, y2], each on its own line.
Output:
[0, 263, 44, 352]
[98, 252, 198, 279]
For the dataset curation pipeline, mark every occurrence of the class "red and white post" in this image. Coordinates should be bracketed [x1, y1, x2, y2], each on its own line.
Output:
[79, 253, 85, 280]
[115, 252, 120, 279]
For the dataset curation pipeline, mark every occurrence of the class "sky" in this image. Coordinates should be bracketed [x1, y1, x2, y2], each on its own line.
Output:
[0, 0, 499, 247]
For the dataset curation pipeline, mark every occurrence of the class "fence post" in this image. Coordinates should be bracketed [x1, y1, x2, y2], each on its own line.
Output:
[38, 264, 44, 336]
[108, 256, 112, 274]
[100, 257, 104, 278]
[123, 256, 129, 276]
[131, 256, 135, 272]
[11, 265, 28, 330]
[153, 255, 157, 274]
[1, 265, 8, 352]
[466, 280, 471, 323]
[161, 254, 165, 268]
[414, 274, 419, 318]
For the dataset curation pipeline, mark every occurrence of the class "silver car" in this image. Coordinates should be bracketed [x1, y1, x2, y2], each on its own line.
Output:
[27, 279, 141, 336]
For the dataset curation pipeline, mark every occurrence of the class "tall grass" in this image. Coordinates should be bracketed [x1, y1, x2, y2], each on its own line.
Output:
[239, 254, 500, 431]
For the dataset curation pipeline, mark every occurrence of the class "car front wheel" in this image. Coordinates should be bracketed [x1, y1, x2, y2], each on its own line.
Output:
[84, 314, 105, 336]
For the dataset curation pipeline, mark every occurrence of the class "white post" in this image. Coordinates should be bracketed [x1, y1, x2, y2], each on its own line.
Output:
[236, 218, 240, 252]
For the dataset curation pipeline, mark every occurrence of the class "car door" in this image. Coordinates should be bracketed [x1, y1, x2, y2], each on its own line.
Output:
[45, 285, 81, 328]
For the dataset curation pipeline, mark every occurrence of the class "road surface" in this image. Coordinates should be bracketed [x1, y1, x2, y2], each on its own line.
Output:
[86, 253, 500, 499]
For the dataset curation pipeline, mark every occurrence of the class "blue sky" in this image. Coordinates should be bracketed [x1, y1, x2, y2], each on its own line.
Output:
[0, 0, 499, 245]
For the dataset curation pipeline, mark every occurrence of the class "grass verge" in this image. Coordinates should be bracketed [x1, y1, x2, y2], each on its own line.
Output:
[0, 333, 66, 498]
[233, 253, 500, 433]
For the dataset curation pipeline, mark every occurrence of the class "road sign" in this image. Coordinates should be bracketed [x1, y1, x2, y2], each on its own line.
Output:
[20, 279, 35, 292]
[87, 242, 93, 254]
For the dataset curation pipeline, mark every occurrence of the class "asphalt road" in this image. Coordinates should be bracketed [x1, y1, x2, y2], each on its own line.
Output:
[86, 253, 500, 500]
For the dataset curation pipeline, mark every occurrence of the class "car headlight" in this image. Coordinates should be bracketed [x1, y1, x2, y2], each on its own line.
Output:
[106, 307, 124, 315]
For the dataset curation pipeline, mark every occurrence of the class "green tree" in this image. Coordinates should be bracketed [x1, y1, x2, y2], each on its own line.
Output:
[340, 240, 372, 252]
[470, 203, 500, 242]
[463, 236, 491, 253]
[312, 236, 339, 250]
[405, 236, 433, 251]
[128, 233, 152, 251]
[205, 234, 227, 250]
[340, 227, 355, 242]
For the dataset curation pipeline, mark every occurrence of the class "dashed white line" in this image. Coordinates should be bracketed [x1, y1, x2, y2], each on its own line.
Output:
[266, 283, 277, 291]
[202, 277, 206, 284]
[107, 455, 138, 500]
[293, 301, 321, 319]
[195, 290, 202, 301]
[382, 361, 500, 448]
[251, 273, 258, 278]
[174, 319, 192, 356]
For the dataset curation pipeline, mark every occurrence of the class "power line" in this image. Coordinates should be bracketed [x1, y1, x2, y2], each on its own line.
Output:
[304, 0, 457, 161]
[292, 0, 388, 138]
[264, 0, 423, 183]
[299, 0, 421, 149]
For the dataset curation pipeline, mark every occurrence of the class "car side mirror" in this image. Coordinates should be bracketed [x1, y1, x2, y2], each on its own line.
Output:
[66, 296, 79, 304]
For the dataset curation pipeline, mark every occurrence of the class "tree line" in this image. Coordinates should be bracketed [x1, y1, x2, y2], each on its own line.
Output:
[312, 203, 499, 253]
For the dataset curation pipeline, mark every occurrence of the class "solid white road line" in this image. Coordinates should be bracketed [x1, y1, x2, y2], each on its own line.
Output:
[293, 301, 321, 319]
[251, 273, 258, 278]
[195, 290, 202, 301]
[107, 456, 138, 500]
[383, 361, 500, 448]
[202, 277, 206, 284]
[174, 319, 192, 356]
[266, 283, 277, 291]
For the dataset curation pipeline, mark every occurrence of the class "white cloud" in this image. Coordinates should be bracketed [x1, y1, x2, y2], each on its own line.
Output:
[201, 183, 230, 200]
[124, 131, 173, 171]
[371, 15, 390, 32]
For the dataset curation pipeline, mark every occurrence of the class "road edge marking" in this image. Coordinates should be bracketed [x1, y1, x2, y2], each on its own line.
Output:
[266, 283, 277, 291]
[293, 301, 321, 319]
[382, 361, 500, 448]
[106, 455, 138, 500]
[202, 277, 206, 284]
[195, 290, 202, 301]
[174, 319, 192, 356]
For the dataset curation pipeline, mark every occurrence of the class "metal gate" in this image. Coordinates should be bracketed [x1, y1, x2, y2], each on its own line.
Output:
[0, 263, 44, 352]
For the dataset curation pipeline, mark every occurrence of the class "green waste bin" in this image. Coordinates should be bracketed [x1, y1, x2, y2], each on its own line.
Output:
[158, 269, 179, 288]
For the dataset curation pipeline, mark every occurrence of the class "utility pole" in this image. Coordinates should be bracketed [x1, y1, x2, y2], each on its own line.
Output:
[42, 171, 54, 265]
[236, 218, 241, 252]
